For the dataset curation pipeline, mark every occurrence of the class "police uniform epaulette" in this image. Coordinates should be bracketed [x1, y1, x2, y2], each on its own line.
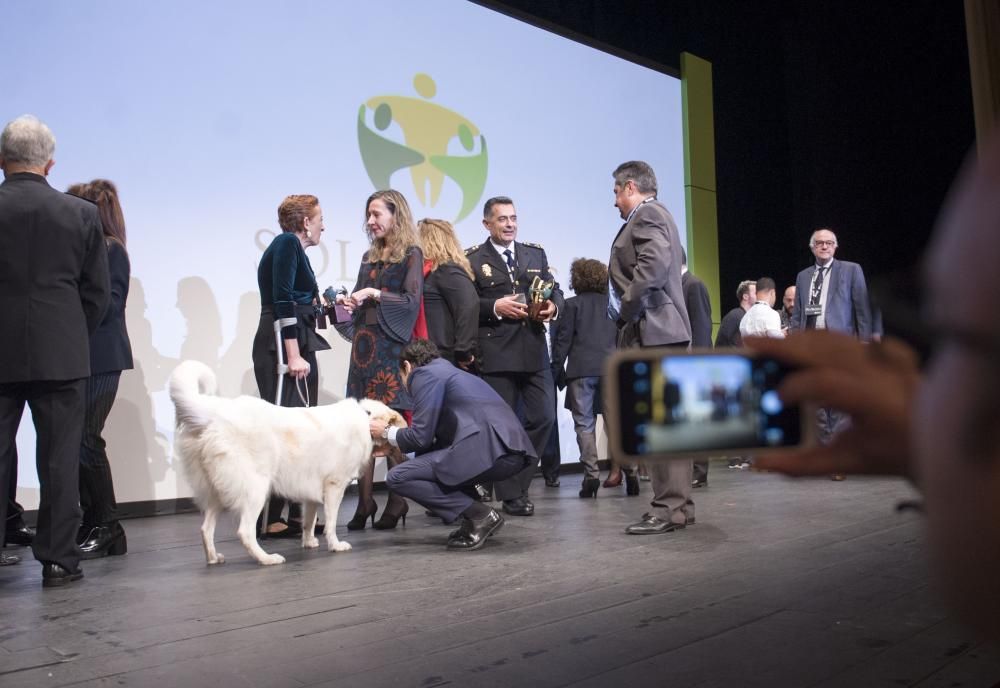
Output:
[465, 245, 481, 255]
[521, 241, 544, 250]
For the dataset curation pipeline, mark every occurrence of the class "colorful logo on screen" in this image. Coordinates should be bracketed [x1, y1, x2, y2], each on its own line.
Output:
[358, 74, 488, 223]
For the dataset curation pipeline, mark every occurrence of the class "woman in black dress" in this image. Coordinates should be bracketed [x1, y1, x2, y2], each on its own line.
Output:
[337, 190, 423, 530]
[418, 219, 477, 370]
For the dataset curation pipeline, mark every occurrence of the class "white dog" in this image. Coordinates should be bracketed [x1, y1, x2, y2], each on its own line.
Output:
[169, 360, 405, 566]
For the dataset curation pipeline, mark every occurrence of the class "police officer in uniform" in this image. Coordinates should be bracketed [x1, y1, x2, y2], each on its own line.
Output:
[465, 196, 564, 516]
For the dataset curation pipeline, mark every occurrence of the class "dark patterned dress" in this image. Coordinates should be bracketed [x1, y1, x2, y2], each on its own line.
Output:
[345, 246, 423, 411]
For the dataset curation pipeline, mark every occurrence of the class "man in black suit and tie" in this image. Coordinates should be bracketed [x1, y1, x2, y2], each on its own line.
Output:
[464, 197, 564, 517]
[680, 247, 714, 488]
[371, 339, 535, 551]
[607, 161, 695, 535]
[791, 228, 871, 470]
[0, 115, 110, 584]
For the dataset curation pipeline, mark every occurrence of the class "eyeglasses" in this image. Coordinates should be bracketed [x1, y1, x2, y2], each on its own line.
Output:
[812, 240, 836, 248]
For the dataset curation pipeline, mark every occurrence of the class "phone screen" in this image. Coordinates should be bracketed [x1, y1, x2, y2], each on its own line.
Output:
[615, 352, 801, 456]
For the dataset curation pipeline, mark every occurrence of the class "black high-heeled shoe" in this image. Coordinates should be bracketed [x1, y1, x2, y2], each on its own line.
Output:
[373, 497, 409, 530]
[79, 522, 127, 559]
[579, 477, 600, 498]
[625, 473, 641, 496]
[346, 498, 378, 531]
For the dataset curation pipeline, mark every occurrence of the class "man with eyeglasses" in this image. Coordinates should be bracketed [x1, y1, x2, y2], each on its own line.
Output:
[791, 229, 872, 467]
[792, 230, 871, 340]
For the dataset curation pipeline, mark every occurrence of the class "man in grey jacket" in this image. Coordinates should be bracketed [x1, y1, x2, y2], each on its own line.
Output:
[607, 160, 694, 534]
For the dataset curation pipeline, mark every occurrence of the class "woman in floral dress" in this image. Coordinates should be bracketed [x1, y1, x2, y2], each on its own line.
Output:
[338, 189, 423, 530]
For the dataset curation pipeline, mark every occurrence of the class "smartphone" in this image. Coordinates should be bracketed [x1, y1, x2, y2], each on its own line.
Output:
[603, 347, 812, 461]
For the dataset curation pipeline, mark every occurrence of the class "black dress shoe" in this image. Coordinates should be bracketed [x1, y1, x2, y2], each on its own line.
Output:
[4, 524, 35, 546]
[501, 498, 533, 517]
[79, 523, 127, 559]
[692, 478, 707, 488]
[42, 563, 84, 588]
[625, 473, 641, 496]
[0, 551, 20, 566]
[446, 509, 504, 551]
[579, 477, 600, 498]
[543, 475, 560, 488]
[625, 513, 686, 535]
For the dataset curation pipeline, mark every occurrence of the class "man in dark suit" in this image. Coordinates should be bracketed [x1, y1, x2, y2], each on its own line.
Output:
[779, 285, 796, 333]
[791, 228, 871, 462]
[465, 196, 564, 516]
[0, 115, 110, 583]
[607, 161, 694, 535]
[372, 339, 535, 551]
[792, 229, 871, 339]
[681, 248, 713, 348]
[680, 248, 714, 488]
[715, 280, 755, 347]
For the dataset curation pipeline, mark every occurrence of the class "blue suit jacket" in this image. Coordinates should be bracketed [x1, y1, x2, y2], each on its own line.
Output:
[394, 358, 536, 485]
[792, 259, 872, 341]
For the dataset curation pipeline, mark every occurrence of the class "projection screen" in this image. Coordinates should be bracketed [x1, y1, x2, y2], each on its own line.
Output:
[5, 0, 685, 509]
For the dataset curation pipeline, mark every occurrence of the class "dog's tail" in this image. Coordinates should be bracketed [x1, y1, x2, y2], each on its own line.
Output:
[169, 360, 218, 431]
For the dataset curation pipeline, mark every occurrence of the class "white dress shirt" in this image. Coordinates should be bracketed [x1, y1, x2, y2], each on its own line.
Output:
[739, 302, 785, 338]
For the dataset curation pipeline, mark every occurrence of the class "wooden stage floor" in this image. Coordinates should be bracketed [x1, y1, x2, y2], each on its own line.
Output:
[2, 461, 999, 687]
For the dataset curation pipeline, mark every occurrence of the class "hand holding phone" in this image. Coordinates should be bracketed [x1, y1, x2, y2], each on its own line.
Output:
[603, 347, 813, 462]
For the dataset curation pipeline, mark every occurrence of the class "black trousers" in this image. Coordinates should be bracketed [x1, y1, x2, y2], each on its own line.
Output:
[481, 369, 553, 501]
[6, 460, 26, 530]
[79, 372, 122, 527]
[0, 379, 85, 571]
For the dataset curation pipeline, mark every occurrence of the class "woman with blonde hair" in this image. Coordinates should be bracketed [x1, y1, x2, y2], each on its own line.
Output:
[418, 219, 478, 369]
[337, 189, 424, 530]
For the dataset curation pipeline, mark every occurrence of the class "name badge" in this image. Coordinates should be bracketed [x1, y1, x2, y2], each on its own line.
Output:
[804, 304, 822, 317]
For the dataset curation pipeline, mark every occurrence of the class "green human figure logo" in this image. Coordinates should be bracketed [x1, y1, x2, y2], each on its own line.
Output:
[358, 73, 488, 223]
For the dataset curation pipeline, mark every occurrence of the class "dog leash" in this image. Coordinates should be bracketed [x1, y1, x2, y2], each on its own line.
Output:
[293, 375, 310, 407]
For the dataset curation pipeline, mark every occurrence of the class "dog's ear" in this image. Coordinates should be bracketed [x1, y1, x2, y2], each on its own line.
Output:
[390, 409, 407, 428]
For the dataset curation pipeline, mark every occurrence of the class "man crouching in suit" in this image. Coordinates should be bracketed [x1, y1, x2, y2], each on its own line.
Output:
[368, 339, 536, 551]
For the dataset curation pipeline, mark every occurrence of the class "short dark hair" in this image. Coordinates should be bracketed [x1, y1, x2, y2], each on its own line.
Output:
[483, 196, 514, 219]
[680, 245, 688, 266]
[736, 280, 756, 303]
[612, 161, 658, 195]
[400, 339, 440, 368]
[755, 277, 776, 293]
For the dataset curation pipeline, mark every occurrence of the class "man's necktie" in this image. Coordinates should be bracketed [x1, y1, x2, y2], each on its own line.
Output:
[810, 266, 827, 306]
[503, 249, 515, 282]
